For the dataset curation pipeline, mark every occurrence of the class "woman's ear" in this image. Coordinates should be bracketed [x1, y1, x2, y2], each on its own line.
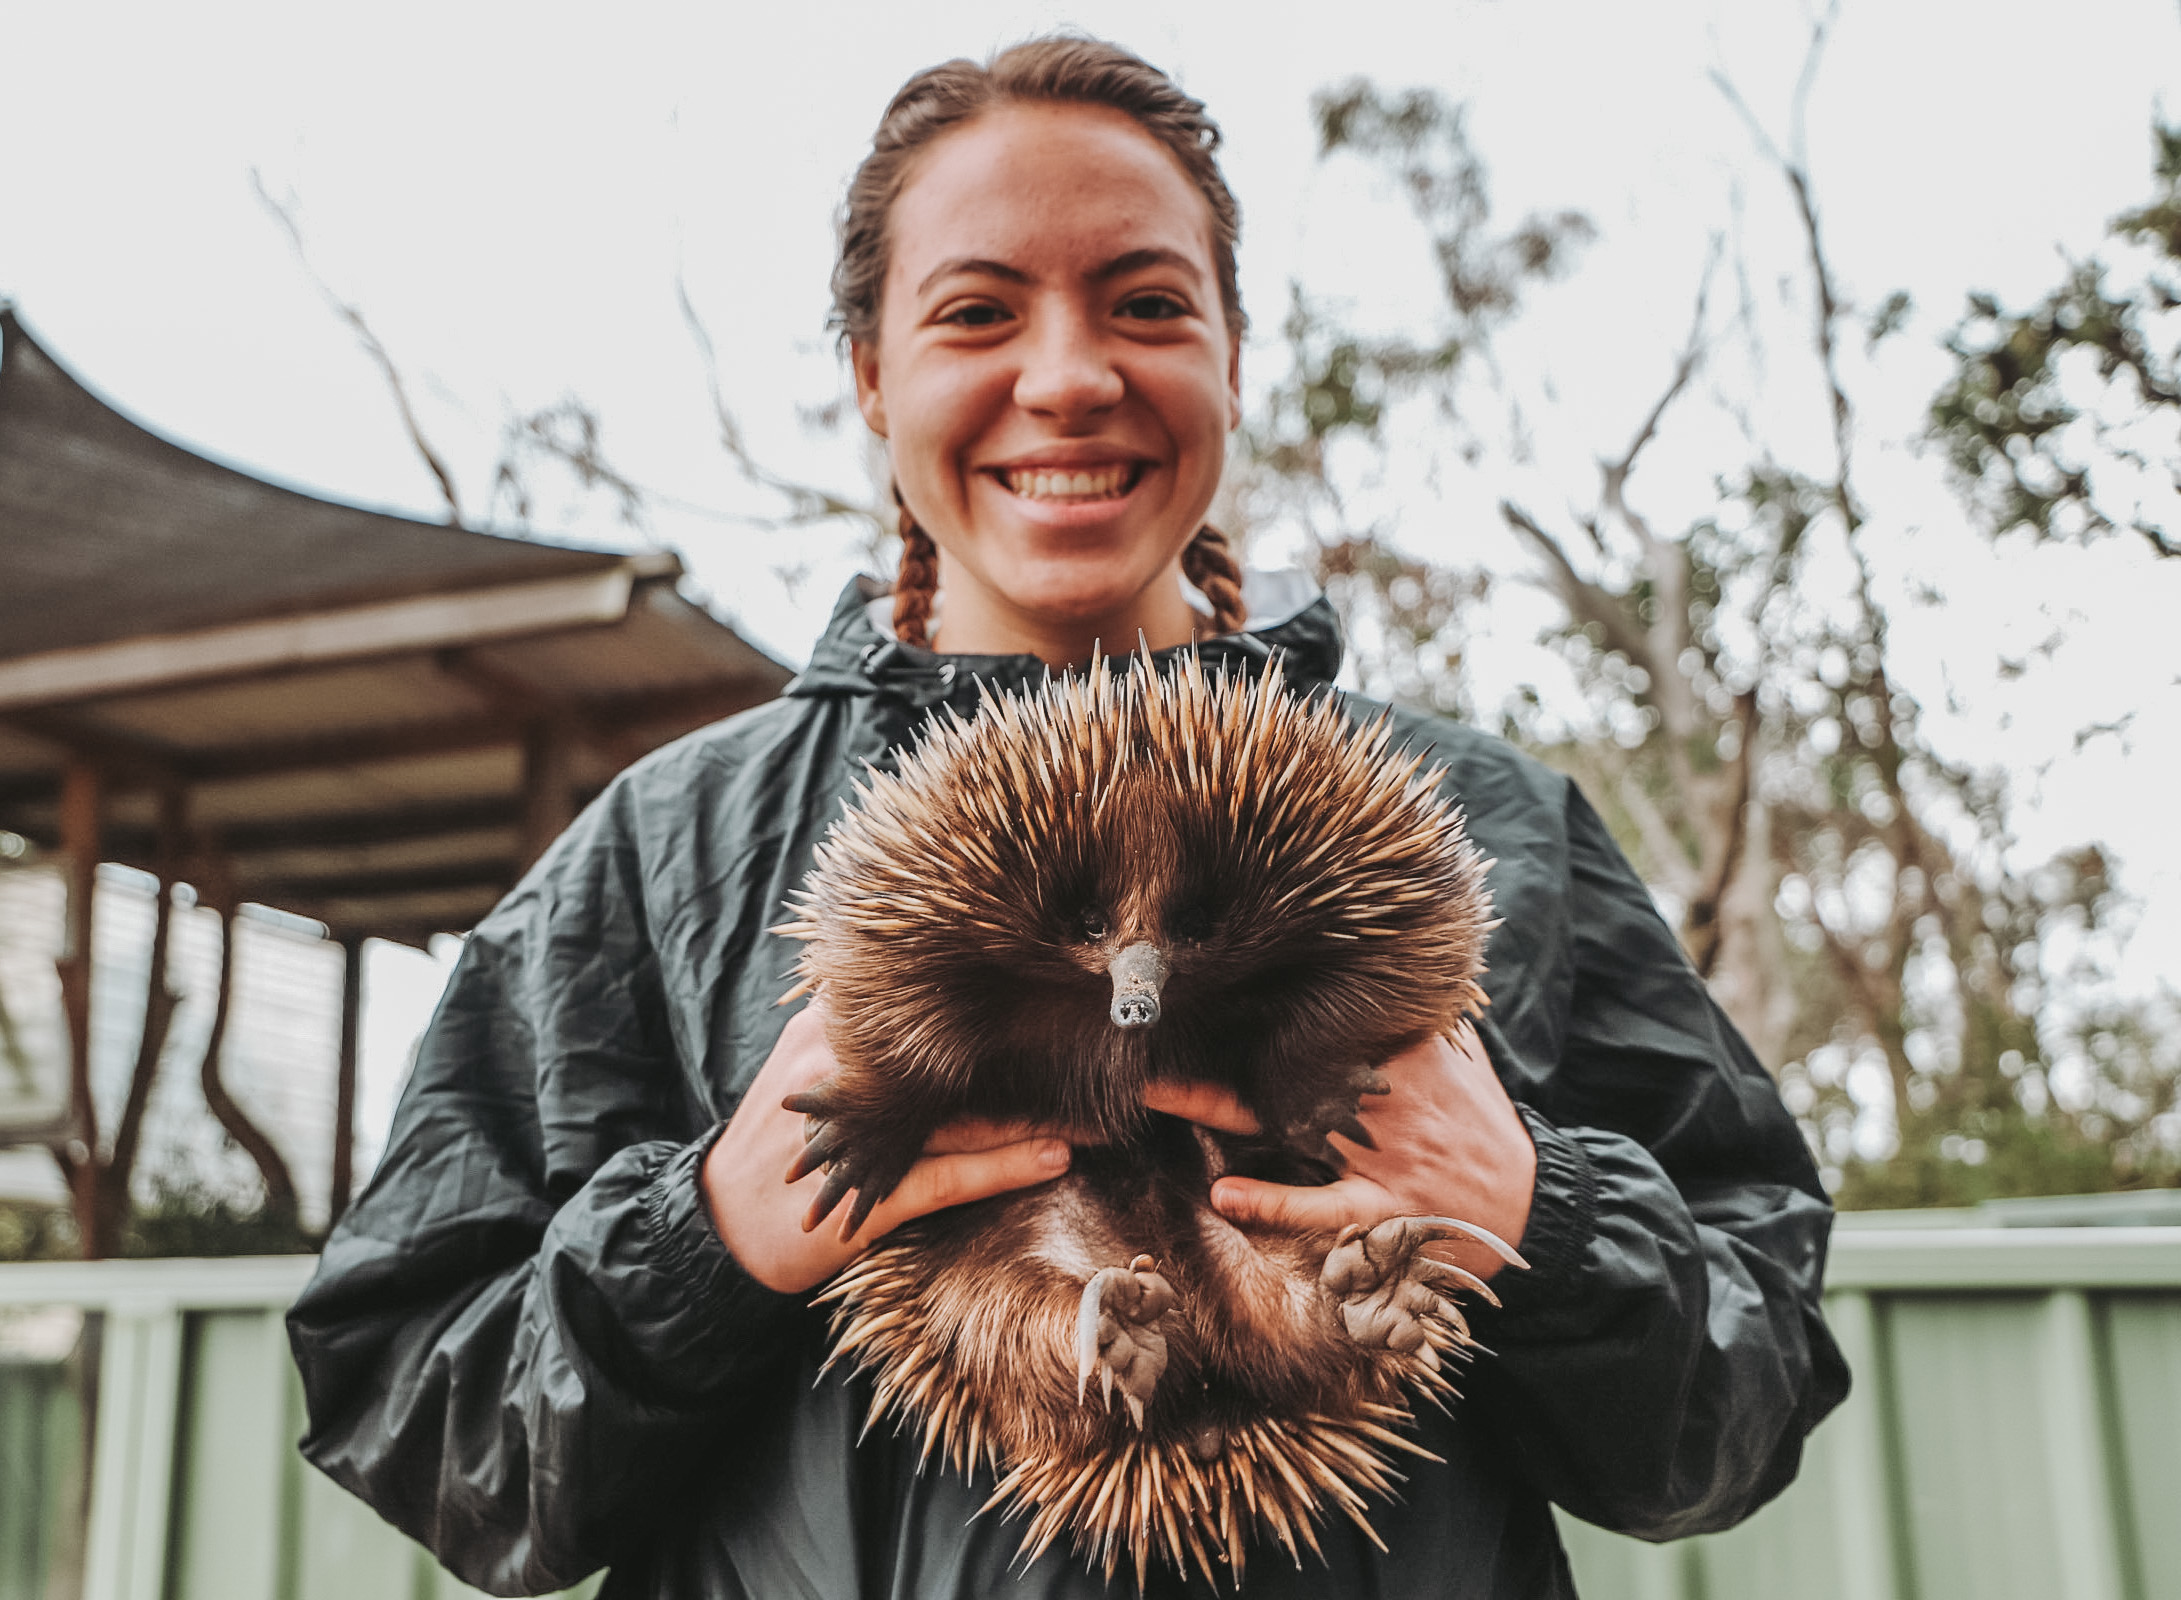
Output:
[1225, 338, 1242, 431]
[852, 339, 889, 437]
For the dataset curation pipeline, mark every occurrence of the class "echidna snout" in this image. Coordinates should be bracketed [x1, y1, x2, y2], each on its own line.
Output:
[1106, 941, 1168, 1029]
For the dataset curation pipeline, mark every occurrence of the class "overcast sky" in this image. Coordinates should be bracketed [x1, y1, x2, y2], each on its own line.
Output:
[5, 0, 2178, 1175]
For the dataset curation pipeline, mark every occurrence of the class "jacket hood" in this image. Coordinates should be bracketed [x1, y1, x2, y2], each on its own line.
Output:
[784, 570, 1345, 711]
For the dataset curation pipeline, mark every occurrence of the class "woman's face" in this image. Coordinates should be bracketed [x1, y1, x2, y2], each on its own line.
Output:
[853, 102, 1241, 657]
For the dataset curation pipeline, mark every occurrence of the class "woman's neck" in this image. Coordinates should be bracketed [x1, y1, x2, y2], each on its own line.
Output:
[927, 562, 1207, 671]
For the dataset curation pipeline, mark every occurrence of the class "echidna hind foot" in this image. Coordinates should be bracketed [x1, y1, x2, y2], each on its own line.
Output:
[1075, 1255, 1176, 1429]
[1323, 1215, 1519, 1361]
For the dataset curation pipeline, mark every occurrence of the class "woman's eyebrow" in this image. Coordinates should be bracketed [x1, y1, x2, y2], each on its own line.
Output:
[1088, 247, 1199, 283]
[916, 257, 1032, 295]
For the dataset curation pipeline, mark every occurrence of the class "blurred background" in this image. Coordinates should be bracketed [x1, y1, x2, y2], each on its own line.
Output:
[0, 2, 2177, 1597]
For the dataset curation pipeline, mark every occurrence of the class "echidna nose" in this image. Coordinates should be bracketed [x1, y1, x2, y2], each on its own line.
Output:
[1108, 941, 1168, 1031]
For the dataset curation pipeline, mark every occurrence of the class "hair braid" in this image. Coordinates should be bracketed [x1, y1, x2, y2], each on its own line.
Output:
[1183, 525, 1249, 637]
[892, 506, 940, 649]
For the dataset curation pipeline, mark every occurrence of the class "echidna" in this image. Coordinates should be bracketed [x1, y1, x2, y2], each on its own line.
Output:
[776, 655, 1509, 1587]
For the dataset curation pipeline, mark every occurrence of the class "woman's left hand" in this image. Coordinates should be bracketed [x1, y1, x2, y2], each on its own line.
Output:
[1143, 1026, 1537, 1282]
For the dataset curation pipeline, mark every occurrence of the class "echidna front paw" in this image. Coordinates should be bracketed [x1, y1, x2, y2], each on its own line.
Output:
[1321, 1215, 1515, 1355]
[1283, 1063, 1393, 1165]
[1075, 1254, 1176, 1429]
[780, 1078, 921, 1237]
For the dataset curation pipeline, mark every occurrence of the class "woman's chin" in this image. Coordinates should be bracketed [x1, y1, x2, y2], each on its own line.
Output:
[993, 569, 1183, 636]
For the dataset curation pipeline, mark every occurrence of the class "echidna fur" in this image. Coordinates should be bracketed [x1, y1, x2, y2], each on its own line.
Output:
[777, 654, 1500, 1587]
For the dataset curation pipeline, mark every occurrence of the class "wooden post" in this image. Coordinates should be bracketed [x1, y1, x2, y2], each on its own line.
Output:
[56, 761, 102, 1248]
[330, 935, 362, 1225]
[520, 723, 575, 871]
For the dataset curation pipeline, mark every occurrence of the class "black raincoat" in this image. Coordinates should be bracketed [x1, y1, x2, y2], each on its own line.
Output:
[288, 579, 1848, 1599]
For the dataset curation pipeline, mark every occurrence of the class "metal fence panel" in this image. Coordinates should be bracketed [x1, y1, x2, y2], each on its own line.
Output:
[1554, 1233, 2181, 1600]
[2107, 1293, 2181, 1600]
[0, 1231, 2177, 1599]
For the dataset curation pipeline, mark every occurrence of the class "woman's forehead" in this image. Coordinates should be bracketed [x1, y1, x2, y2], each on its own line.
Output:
[885, 103, 1218, 289]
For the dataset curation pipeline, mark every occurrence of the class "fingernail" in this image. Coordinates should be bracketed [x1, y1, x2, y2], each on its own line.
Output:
[1039, 1140, 1071, 1172]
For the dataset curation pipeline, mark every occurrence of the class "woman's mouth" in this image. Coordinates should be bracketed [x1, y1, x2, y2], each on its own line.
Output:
[997, 463, 1142, 501]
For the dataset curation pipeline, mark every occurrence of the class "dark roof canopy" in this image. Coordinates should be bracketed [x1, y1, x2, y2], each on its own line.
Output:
[0, 307, 791, 944]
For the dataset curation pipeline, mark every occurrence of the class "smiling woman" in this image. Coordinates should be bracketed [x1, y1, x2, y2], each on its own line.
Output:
[286, 33, 1846, 1600]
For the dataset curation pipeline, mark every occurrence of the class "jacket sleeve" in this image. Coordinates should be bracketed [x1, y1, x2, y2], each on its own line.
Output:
[1465, 782, 1851, 1541]
[285, 785, 810, 1596]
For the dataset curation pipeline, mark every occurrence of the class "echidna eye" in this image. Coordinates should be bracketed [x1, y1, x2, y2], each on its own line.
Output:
[1079, 908, 1110, 942]
[1172, 906, 1214, 943]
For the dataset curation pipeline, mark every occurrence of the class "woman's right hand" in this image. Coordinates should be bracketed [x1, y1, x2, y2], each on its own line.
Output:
[702, 1002, 1072, 1293]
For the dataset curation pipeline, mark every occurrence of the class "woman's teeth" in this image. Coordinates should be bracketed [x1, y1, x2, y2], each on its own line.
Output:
[1002, 465, 1132, 500]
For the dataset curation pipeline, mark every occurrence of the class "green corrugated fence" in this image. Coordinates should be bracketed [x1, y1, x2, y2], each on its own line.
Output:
[0, 1224, 2173, 1599]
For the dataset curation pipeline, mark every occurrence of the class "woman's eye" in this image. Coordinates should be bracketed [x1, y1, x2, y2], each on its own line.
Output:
[1118, 293, 1187, 322]
[942, 302, 1010, 328]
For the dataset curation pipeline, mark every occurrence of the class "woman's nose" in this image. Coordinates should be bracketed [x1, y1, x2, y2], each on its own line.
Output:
[1013, 307, 1124, 421]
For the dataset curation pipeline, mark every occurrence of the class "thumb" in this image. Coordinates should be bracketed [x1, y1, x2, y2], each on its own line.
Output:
[1211, 1176, 1368, 1232]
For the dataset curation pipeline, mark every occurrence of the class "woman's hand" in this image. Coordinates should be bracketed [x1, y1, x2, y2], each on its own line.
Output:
[1144, 1026, 1536, 1282]
[703, 1003, 1072, 1294]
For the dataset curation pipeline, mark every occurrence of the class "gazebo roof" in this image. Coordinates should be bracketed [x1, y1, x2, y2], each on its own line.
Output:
[0, 307, 791, 944]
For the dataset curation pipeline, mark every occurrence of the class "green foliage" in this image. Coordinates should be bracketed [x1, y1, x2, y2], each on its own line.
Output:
[1930, 121, 2181, 559]
[121, 1174, 314, 1258]
[0, 1181, 317, 1262]
[1312, 82, 1592, 324]
[0, 1198, 78, 1262]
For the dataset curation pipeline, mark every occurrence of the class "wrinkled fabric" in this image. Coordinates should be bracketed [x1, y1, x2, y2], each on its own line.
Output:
[289, 577, 1849, 1599]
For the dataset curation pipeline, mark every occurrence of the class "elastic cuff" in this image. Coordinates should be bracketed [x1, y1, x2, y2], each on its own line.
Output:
[637, 1124, 807, 1393]
[1494, 1105, 1599, 1311]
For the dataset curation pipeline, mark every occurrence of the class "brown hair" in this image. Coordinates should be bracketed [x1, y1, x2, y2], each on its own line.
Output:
[838, 36, 1251, 646]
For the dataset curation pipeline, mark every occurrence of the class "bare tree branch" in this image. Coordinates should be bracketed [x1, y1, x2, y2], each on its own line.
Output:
[1498, 500, 1650, 663]
[1613, 765, 1704, 901]
[250, 169, 465, 524]
[199, 906, 299, 1217]
[1684, 692, 1759, 977]
[1712, 4, 1860, 533]
[1599, 240, 1718, 528]
[675, 274, 886, 538]
[1598, 256, 1720, 754]
[107, 873, 177, 1198]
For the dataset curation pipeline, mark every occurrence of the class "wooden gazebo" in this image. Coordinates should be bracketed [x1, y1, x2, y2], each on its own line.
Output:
[0, 307, 790, 1243]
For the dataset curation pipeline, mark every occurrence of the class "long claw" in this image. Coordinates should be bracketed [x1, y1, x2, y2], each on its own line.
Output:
[785, 1124, 842, 1184]
[1415, 1257, 1502, 1309]
[1410, 1216, 1528, 1271]
[1331, 1113, 1377, 1150]
[843, 1181, 885, 1239]
[804, 1166, 855, 1233]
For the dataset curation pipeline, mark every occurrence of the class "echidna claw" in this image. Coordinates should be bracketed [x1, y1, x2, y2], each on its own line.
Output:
[1331, 1112, 1377, 1150]
[803, 1167, 857, 1234]
[1075, 1256, 1176, 1428]
[785, 1122, 842, 1184]
[1414, 1256, 1502, 1309]
[1408, 1216, 1528, 1272]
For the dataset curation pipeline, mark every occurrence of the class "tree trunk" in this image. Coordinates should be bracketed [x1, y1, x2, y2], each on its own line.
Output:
[199, 907, 299, 1220]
